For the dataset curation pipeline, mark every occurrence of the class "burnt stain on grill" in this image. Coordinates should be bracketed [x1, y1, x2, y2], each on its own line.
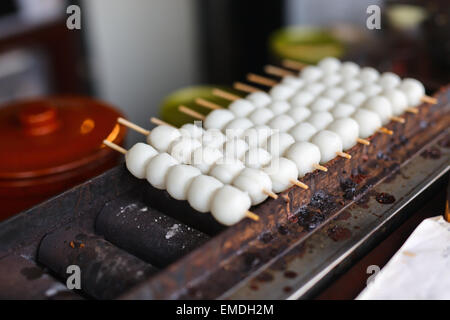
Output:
[277, 224, 289, 235]
[327, 226, 352, 242]
[259, 232, 273, 244]
[340, 178, 358, 200]
[283, 270, 297, 279]
[20, 266, 44, 280]
[375, 192, 396, 204]
[256, 271, 274, 282]
[295, 190, 336, 231]
[438, 136, 450, 148]
[283, 286, 292, 293]
[421, 146, 442, 159]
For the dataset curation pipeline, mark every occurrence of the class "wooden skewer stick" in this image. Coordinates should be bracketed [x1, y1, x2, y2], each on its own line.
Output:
[178, 105, 205, 120]
[262, 189, 278, 199]
[290, 179, 309, 190]
[421, 96, 438, 104]
[406, 107, 419, 114]
[313, 163, 328, 172]
[264, 65, 296, 77]
[247, 73, 277, 87]
[378, 127, 394, 135]
[195, 98, 223, 110]
[117, 117, 150, 136]
[357, 138, 371, 146]
[337, 151, 352, 159]
[150, 117, 173, 127]
[282, 59, 306, 71]
[233, 82, 262, 93]
[103, 140, 127, 155]
[245, 210, 260, 221]
[212, 88, 241, 101]
[390, 116, 406, 124]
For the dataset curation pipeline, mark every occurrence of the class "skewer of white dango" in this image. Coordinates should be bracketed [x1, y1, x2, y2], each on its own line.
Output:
[306, 111, 334, 131]
[211, 185, 258, 226]
[267, 100, 291, 115]
[245, 91, 272, 108]
[327, 118, 370, 149]
[119, 142, 159, 179]
[248, 107, 275, 125]
[309, 97, 335, 112]
[103, 140, 259, 225]
[242, 148, 272, 169]
[398, 78, 426, 107]
[232, 168, 277, 205]
[262, 157, 308, 192]
[330, 103, 356, 119]
[382, 88, 409, 116]
[286, 106, 311, 123]
[341, 91, 367, 108]
[280, 75, 305, 90]
[358, 67, 380, 84]
[310, 130, 352, 163]
[288, 122, 318, 142]
[168, 137, 202, 164]
[339, 78, 362, 92]
[339, 61, 360, 79]
[190, 146, 223, 173]
[300, 65, 323, 82]
[303, 82, 326, 96]
[265, 132, 296, 157]
[285, 141, 327, 177]
[321, 73, 342, 88]
[362, 96, 405, 124]
[377, 72, 401, 90]
[242, 125, 274, 149]
[360, 83, 383, 97]
[321, 87, 346, 102]
[267, 114, 296, 132]
[187, 175, 223, 213]
[209, 158, 246, 185]
[269, 83, 298, 101]
[352, 108, 393, 138]
[165, 164, 201, 201]
[318, 57, 341, 74]
[289, 91, 315, 108]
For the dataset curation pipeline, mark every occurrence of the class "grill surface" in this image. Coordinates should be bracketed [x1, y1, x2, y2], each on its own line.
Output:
[0, 86, 449, 300]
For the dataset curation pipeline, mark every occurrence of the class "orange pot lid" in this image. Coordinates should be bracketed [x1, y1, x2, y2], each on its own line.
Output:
[0, 96, 126, 179]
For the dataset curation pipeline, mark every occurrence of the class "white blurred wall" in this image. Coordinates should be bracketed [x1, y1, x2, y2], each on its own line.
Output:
[82, 0, 200, 145]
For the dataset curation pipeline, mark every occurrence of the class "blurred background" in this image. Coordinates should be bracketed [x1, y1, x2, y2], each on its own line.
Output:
[0, 0, 448, 145]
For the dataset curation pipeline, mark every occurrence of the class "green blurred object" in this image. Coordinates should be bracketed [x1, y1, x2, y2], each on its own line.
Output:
[269, 26, 345, 64]
[160, 85, 235, 127]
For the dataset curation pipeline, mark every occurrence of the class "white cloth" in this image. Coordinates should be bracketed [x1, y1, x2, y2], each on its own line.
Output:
[357, 216, 450, 300]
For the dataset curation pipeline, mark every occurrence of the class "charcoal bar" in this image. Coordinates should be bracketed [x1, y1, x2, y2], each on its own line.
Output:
[96, 197, 209, 268]
[0, 255, 83, 300]
[38, 226, 157, 300]
[143, 188, 225, 235]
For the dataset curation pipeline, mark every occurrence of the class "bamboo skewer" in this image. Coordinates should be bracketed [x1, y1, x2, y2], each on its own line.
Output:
[233, 82, 261, 93]
[195, 98, 223, 110]
[357, 138, 371, 146]
[118, 117, 150, 135]
[212, 88, 241, 101]
[406, 107, 419, 114]
[264, 65, 296, 77]
[421, 96, 438, 104]
[281, 59, 307, 71]
[313, 163, 328, 172]
[150, 117, 173, 127]
[178, 105, 205, 120]
[262, 189, 278, 199]
[378, 127, 394, 135]
[290, 179, 309, 190]
[390, 116, 406, 124]
[336, 151, 352, 159]
[247, 73, 277, 87]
